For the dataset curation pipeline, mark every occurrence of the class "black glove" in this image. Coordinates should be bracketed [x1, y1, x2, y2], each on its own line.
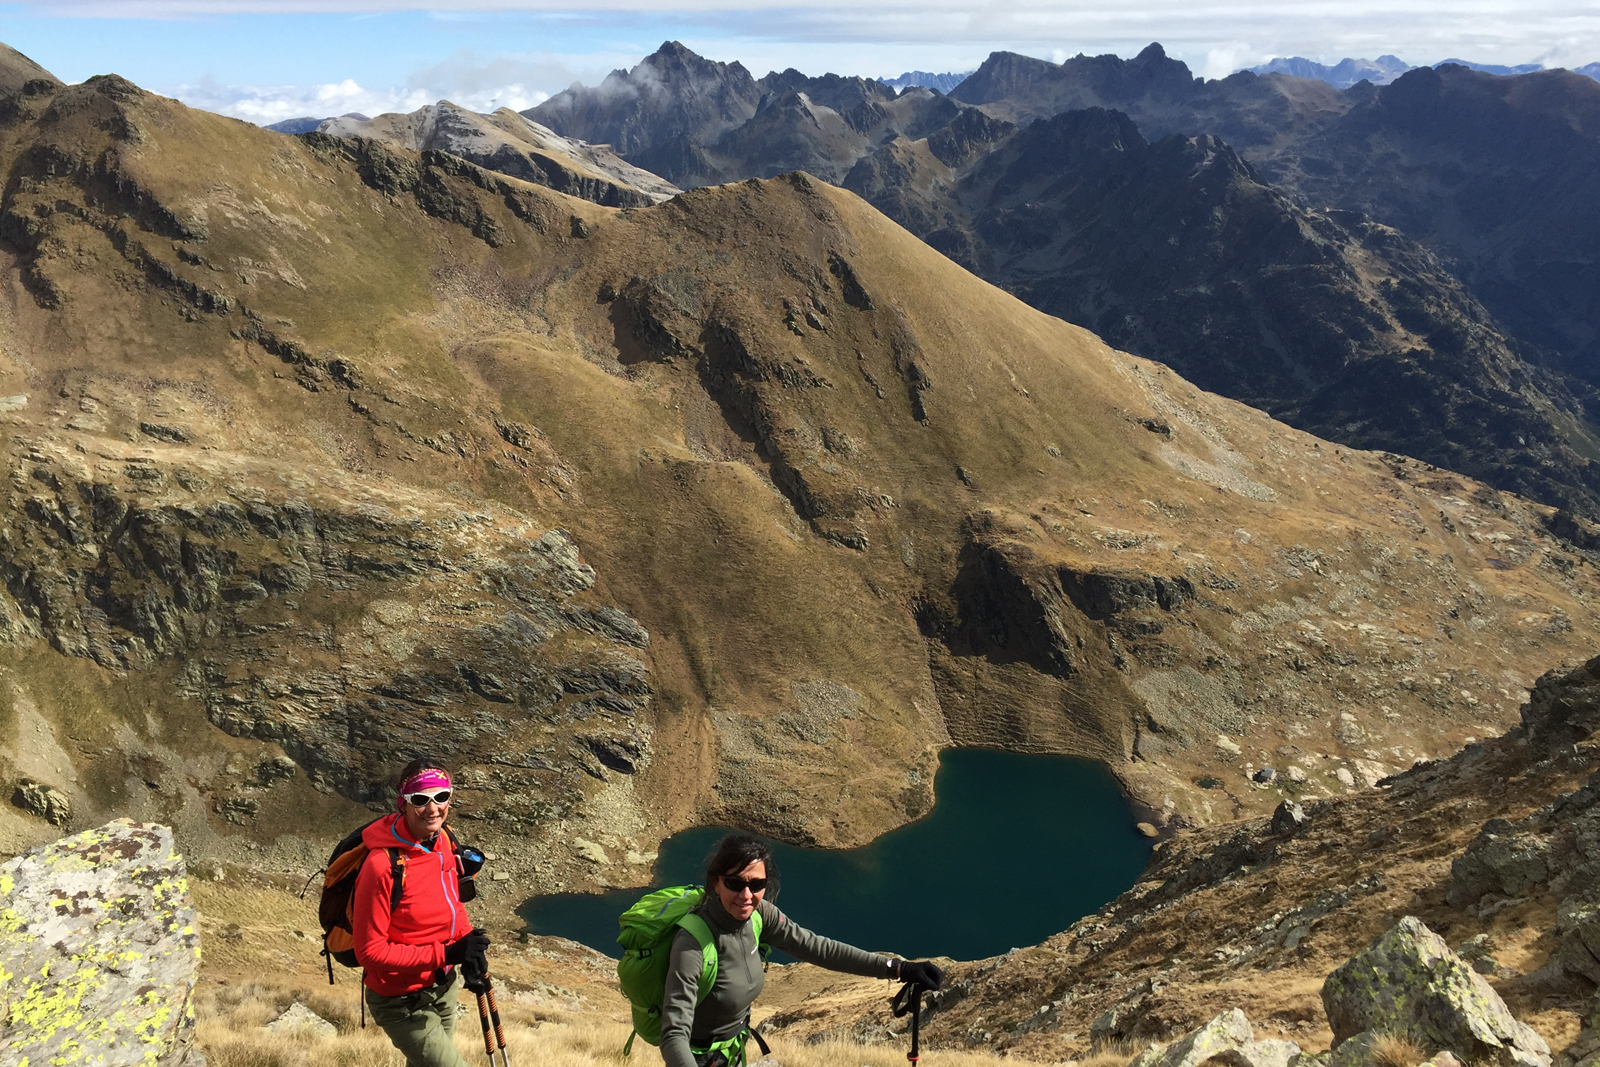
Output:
[898, 960, 943, 990]
[444, 928, 490, 973]
[463, 958, 492, 995]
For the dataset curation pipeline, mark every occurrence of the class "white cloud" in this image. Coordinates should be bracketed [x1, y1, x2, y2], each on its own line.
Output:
[37, 0, 1600, 117]
[170, 76, 435, 123]
[1202, 42, 1271, 79]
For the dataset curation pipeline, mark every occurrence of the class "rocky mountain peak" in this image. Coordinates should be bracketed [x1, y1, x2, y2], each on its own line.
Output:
[1021, 105, 1147, 157]
[641, 39, 756, 86]
[925, 106, 1016, 168]
[526, 40, 763, 171]
[947, 50, 1061, 106]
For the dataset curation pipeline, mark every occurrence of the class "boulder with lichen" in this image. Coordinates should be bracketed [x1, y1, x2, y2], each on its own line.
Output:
[0, 819, 204, 1066]
[1322, 917, 1549, 1067]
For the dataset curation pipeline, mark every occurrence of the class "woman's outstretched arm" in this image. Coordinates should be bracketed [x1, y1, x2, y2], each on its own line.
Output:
[756, 900, 902, 978]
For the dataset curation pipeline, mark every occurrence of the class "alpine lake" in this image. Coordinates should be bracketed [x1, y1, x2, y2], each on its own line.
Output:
[518, 749, 1154, 962]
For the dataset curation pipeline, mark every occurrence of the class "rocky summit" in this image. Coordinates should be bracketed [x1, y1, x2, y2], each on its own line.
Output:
[0, 60, 1597, 911]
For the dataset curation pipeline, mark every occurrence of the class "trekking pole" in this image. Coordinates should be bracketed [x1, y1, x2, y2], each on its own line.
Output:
[891, 980, 925, 1065]
[486, 981, 511, 1067]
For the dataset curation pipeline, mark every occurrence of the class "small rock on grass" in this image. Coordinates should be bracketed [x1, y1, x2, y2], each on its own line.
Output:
[263, 1002, 337, 1039]
[10, 776, 71, 825]
[1272, 800, 1309, 835]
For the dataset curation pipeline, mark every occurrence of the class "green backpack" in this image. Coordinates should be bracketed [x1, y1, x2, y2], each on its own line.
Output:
[616, 885, 767, 1056]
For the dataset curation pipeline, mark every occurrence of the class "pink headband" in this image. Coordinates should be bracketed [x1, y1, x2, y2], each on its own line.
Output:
[399, 768, 451, 796]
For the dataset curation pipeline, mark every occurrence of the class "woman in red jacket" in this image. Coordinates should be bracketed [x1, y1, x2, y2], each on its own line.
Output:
[353, 758, 489, 1067]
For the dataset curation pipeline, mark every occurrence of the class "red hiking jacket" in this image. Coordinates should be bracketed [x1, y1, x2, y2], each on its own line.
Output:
[351, 813, 466, 996]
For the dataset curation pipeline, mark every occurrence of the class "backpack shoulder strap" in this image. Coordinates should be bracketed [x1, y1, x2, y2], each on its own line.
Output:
[387, 847, 406, 912]
[676, 913, 718, 1005]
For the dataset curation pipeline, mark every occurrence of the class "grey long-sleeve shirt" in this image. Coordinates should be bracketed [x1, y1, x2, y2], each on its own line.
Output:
[659, 893, 898, 1067]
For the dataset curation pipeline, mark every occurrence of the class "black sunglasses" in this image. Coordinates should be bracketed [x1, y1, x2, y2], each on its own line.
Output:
[405, 789, 452, 807]
[721, 874, 768, 894]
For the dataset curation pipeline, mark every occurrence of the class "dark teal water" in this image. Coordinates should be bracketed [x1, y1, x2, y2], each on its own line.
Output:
[517, 748, 1152, 962]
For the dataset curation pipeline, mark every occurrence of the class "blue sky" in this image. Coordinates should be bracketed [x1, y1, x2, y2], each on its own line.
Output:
[5, 1, 1598, 124]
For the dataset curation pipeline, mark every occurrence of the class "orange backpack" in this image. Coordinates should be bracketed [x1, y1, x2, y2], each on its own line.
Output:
[314, 820, 467, 982]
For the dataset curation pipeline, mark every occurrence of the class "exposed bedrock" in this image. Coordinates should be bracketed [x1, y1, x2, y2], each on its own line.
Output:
[0, 444, 653, 829]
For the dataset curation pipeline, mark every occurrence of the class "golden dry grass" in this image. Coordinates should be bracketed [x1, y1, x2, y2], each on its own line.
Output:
[1369, 1032, 1430, 1067]
[1067, 1051, 1136, 1067]
[194, 977, 1028, 1067]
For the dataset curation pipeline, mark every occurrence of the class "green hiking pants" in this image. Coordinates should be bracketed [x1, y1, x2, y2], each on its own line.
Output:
[365, 969, 470, 1067]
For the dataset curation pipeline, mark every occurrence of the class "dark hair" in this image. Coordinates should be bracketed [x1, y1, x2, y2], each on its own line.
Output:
[396, 756, 452, 789]
[704, 833, 778, 898]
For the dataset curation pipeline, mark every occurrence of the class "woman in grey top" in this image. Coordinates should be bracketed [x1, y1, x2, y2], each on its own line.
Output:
[659, 833, 944, 1067]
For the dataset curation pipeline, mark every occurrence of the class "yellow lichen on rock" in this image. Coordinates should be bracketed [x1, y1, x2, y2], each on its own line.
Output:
[0, 819, 203, 1066]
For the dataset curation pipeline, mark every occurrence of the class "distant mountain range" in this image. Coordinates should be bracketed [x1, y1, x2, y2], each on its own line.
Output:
[1249, 54, 1595, 89]
[513, 41, 1600, 515]
[1249, 55, 1412, 88]
[524, 42, 963, 187]
[264, 39, 1600, 517]
[879, 70, 971, 93]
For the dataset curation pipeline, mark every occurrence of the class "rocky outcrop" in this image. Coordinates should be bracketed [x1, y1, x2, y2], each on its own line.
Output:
[1443, 662, 1600, 1004]
[0, 820, 203, 1066]
[1322, 917, 1550, 1067]
[11, 776, 71, 825]
[0, 438, 654, 821]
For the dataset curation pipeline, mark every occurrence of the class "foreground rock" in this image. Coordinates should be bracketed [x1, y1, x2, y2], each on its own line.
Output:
[1322, 916, 1550, 1067]
[1128, 1009, 1300, 1067]
[0, 819, 203, 1066]
[263, 1001, 338, 1038]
